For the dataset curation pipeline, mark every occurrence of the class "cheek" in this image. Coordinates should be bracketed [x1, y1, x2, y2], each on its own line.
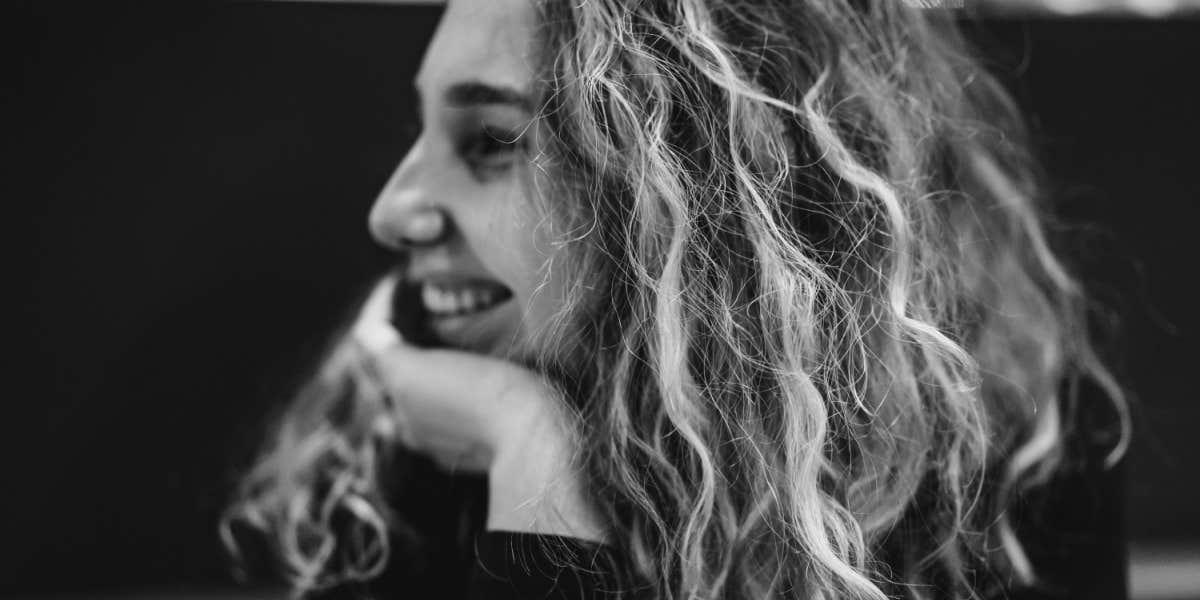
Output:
[473, 184, 543, 301]
[521, 202, 570, 319]
[524, 277, 563, 323]
[495, 191, 568, 330]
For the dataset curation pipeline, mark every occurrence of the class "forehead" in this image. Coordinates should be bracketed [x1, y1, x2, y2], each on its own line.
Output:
[417, 0, 537, 98]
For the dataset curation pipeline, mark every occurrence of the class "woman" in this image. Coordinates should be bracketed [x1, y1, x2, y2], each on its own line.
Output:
[223, 0, 1129, 598]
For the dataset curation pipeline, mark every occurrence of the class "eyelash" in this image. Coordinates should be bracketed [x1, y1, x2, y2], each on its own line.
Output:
[459, 127, 524, 175]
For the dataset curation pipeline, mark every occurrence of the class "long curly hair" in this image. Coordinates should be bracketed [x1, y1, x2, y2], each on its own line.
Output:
[222, 1, 1128, 599]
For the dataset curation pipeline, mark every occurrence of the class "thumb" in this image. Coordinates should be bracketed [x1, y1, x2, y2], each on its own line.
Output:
[351, 274, 402, 354]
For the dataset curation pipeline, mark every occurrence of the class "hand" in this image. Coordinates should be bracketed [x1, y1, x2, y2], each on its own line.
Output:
[351, 274, 554, 472]
[351, 275, 606, 541]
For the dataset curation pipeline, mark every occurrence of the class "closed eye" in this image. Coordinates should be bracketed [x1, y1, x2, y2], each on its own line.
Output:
[458, 126, 525, 177]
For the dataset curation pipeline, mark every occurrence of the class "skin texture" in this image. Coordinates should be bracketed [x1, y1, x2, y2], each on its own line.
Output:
[360, 0, 603, 541]
[368, 0, 561, 360]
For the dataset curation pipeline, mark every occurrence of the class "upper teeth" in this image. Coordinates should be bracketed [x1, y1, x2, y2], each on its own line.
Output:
[420, 283, 502, 316]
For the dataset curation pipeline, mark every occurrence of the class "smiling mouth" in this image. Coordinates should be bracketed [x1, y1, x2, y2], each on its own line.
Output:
[389, 276, 514, 350]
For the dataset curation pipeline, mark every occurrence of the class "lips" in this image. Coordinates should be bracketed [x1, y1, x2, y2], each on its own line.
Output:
[389, 278, 440, 348]
[388, 273, 514, 349]
[419, 277, 514, 317]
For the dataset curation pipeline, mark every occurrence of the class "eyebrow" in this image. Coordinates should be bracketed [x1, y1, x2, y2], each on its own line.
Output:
[442, 81, 533, 112]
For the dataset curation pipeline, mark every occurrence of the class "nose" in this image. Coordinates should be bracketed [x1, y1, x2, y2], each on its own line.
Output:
[368, 143, 450, 251]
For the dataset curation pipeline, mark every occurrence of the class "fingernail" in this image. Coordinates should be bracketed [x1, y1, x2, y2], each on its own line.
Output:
[354, 318, 400, 354]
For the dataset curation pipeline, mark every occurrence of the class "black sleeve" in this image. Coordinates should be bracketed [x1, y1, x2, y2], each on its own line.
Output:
[466, 531, 630, 600]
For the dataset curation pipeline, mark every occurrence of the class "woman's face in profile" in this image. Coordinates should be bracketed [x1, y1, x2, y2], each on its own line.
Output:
[369, 0, 558, 359]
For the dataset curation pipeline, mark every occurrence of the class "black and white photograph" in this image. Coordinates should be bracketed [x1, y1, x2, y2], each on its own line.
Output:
[8, 1, 1200, 598]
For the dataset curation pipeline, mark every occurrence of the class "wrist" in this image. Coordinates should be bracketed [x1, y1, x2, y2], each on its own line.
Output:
[485, 416, 606, 543]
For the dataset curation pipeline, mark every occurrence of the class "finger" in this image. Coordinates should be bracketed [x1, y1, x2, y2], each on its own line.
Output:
[352, 274, 402, 354]
[369, 343, 543, 411]
[348, 274, 533, 403]
[343, 278, 419, 448]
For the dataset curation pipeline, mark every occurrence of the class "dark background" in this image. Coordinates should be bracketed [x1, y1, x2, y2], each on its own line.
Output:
[7, 2, 1199, 596]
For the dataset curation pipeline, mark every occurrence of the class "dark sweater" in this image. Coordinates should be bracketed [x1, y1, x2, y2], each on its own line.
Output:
[306, 459, 1123, 599]
[311, 395, 1126, 600]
